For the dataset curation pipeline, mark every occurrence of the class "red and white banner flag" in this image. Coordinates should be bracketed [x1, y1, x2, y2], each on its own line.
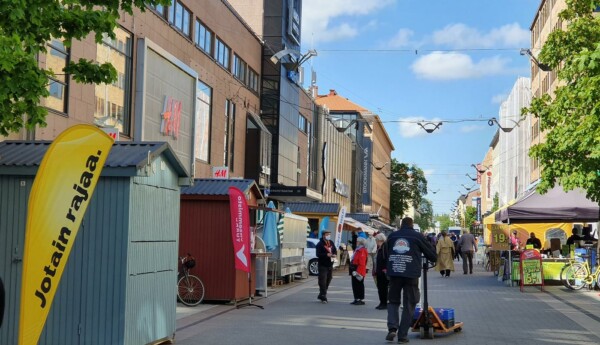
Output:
[228, 187, 251, 272]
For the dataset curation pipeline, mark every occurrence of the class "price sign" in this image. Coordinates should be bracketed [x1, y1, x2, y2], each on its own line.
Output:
[519, 249, 544, 292]
[490, 224, 510, 250]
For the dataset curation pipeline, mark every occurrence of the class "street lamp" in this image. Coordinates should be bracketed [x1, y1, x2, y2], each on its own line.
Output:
[520, 48, 551, 72]
[372, 161, 390, 171]
[270, 49, 318, 72]
[487, 117, 524, 133]
[417, 121, 443, 133]
[461, 184, 475, 192]
[465, 173, 477, 181]
[471, 164, 490, 174]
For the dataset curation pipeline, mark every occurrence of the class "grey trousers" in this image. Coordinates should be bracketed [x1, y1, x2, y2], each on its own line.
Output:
[387, 277, 420, 338]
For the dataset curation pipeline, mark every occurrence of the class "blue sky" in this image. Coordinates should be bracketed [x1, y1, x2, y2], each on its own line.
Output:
[301, 0, 540, 215]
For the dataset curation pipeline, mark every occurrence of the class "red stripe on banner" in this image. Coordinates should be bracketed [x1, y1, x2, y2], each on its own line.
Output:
[228, 187, 251, 273]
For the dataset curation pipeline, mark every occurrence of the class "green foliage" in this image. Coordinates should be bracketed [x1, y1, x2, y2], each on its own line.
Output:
[491, 192, 500, 213]
[523, 0, 600, 202]
[464, 206, 477, 228]
[435, 214, 453, 231]
[389, 158, 428, 222]
[414, 198, 434, 232]
[0, 0, 170, 136]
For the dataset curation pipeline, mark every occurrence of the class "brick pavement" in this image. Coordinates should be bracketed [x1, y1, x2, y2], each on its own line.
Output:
[174, 260, 600, 345]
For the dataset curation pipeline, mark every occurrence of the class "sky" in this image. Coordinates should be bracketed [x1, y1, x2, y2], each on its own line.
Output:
[301, 0, 541, 215]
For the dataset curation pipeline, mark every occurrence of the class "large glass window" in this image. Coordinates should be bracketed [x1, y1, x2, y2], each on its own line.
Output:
[168, 0, 191, 37]
[44, 39, 68, 113]
[147, 3, 167, 18]
[195, 80, 212, 162]
[233, 54, 247, 83]
[224, 99, 235, 170]
[94, 27, 132, 135]
[195, 20, 213, 55]
[215, 37, 230, 69]
[248, 68, 259, 92]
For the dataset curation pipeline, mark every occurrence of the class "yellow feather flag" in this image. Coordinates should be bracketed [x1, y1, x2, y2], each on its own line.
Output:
[18, 125, 114, 345]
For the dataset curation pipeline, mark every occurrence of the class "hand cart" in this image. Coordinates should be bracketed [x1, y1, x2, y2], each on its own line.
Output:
[411, 257, 463, 339]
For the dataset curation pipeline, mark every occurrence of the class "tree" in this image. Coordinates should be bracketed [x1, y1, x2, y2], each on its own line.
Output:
[464, 206, 477, 228]
[435, 214, 453, 231]
[389, 159, 428, 223]
[491, 192, 500, 213]
[414, 198, 434, 232]
[523, 0, 600, 202]
[0, 0, 170, 135]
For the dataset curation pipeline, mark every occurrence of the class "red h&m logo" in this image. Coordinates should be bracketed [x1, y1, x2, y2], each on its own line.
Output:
[160, 96, 182, 139]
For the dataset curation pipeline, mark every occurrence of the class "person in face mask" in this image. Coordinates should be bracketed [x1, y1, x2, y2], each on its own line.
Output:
[316, 230, 337, 303]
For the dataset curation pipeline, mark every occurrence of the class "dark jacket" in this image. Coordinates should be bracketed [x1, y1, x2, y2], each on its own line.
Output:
[384, 227, 437, 278]
[374, 246, 387, 275]
[526, 237, 542, 249]
[316, 238, 337, 268]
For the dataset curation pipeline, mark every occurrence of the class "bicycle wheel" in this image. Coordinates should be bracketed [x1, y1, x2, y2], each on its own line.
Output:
[562, 263, 588, 290]
[177, 275, 205, 306]
[560, 263, 573, 289]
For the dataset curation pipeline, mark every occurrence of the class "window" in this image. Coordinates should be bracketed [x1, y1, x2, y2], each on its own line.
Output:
[148, 3, 167, 18]
[298, 115, 307, 132]
[44, 39, 68, 113]
[195, 20, 213, 54]
[168, 0, 191, 37]
[195, 80, 212, 162]
[248, 68, 259, 92]
[224, 100, 235, 170]
[94, 27, 133, 135]
[215, 37, 230, 69]
[233, 54, 247, 82]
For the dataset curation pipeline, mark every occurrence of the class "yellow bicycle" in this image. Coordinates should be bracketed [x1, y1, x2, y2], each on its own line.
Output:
[561, 252, 600, 290]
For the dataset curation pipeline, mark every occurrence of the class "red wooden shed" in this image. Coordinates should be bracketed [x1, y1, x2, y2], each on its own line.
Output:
[179, 178, 263, 302]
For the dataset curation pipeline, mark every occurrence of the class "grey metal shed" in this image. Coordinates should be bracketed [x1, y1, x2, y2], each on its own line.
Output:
[0, 141, 189, 345]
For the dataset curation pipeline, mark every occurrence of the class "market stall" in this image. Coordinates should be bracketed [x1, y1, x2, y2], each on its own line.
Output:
[487, 186, 599, 285]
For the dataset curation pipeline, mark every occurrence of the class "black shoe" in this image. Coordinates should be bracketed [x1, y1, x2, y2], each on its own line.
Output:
[464, 272, 467, 275]
[354, 300, 365, 305]
[318, 295, 326, 302]
[470, 271, 473, 274]
[398, 337, 410, 343]
[386, 330, 397, 341]
[376, 304, 387, 310]
[445, 274, 450, 277]
[350, 300, 358, 305]
[440, 272, 444, 277]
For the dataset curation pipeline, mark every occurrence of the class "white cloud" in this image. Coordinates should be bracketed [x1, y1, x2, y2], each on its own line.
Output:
[491, 93, 508, 104]
[387, 28, 415, 48]
[398, 117, 443, 138]
[411, 52, 510, 80]
[460, 125, 485, 133]
[302, 0, 395, 43]
[432, 23, 529, 49]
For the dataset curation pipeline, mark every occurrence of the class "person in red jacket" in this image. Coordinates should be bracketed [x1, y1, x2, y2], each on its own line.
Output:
[350, 236, 369, 305]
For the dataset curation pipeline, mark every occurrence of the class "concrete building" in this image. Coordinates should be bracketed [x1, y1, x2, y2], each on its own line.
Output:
[529, 0, 566, 183]
[315, 89, 394, 223]
[3, 1, 271, 183]
[228, 0, 319, 203]
[496, 77, 532, 205]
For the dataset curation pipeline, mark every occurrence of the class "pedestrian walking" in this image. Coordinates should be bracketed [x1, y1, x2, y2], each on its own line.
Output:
[458, 230, 477, 274]
[373, 233, 388, 310]
[366, 231, 377, 274]
[436, 231, 455, 277]
[454, 234, 461, 261]
[350, 236, 368, 305]
[315, 230, 337, 303]
[384, 217, 437, 343]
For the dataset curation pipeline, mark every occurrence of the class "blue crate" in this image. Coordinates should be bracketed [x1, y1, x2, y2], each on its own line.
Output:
[413, 307, 455, 328]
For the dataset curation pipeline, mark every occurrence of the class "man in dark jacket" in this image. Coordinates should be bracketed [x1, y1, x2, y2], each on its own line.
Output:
[315, 230, 337, 303]
[384, 217, 437, 343]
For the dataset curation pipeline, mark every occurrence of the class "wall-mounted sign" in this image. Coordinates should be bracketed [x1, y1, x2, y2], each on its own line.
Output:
[361, 136, 372, 205]
[333, 178, 349, 198]
[160, 96, 182, 139]
[212, 166, 229, 179]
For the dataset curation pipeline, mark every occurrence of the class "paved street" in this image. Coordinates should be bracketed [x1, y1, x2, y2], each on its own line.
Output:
[174, 261, 600, 345]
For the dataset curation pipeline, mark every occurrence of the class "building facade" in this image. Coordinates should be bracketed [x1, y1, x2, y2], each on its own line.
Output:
[4, 1, 271, 183]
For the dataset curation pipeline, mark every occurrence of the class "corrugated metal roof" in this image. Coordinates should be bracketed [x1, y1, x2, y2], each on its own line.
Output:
[0, 141, 188, 177]
[180, 178, 259, 196]
[284, 202, 339, 214]
[347, 213, 370, 223]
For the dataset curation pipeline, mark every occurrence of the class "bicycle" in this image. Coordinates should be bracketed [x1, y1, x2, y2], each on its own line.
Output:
[177, 253, 205, 306]
[560, 246, 600, 290]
